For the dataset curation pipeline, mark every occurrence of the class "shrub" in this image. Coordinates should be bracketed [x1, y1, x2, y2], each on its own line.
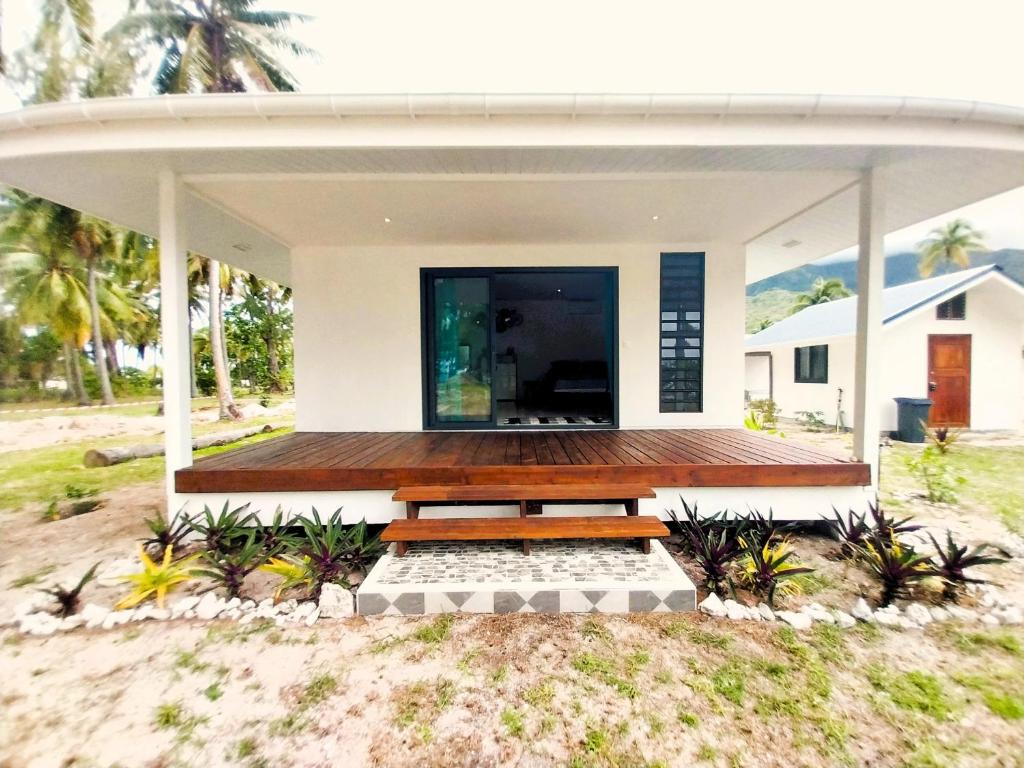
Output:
[922, 422, 962, 455]
[257, 507, 300, 552]
[825, 507, 871, 558]
[143, 512, 193, 560]
[867, 502, 921, 540]
[744, 410, 784, 436]
[859, 533, 935, 606]
[40, 562, 100, 618]
[115, 545, 200, 610]
[196, 530, 277, 599]
[929, 530, 1009, 603]
[260, 555, 316, 602]
[295, 509, 384, 600]
[796, 410, 827, 432]
[188, 502, 257, 555]
[667, 501, 745, 594]
[748, 398, 781, 427]
[905, 447, 966, 503]
[738, 536, 813, 607]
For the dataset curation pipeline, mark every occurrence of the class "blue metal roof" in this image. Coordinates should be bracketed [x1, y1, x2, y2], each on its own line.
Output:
[745, 266, 1000, 347]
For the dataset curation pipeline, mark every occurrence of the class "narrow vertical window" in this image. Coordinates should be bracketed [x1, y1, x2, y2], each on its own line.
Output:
[659, 253, 705, 413]
[794, 344, 828, 383]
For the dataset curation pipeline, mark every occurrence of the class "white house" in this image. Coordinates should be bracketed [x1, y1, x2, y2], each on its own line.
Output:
[4, 92, 1024, 532]
[745, 266, 1024, 432]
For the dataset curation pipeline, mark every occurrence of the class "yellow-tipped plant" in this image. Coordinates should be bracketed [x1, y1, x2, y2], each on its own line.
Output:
[115, 545, 200, 610]
[738, 536, 814, 607]
[260, 555, 315, 602]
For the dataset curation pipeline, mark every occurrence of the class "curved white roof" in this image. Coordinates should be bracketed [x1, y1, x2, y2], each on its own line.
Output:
[2, 92, 1024, 284]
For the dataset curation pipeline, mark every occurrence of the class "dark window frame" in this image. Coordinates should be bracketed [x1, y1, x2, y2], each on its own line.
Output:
[936, 292, 967, 320]
[659, 252, 705, 413]
[794, 344, 828, 384]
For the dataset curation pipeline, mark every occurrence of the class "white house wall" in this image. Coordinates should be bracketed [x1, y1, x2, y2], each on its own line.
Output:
[748, 279, 1024, 432]
[291, 242, 746, 431]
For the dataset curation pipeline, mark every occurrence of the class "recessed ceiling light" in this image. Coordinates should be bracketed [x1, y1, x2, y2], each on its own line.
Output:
[384, 217, 392, 223]
[232, 242, 252, 252]
[782, 239, 802, 248]
[651, 215, 659, 221]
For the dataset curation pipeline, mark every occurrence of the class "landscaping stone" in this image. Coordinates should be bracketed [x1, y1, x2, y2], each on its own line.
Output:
[803, 603, 835, 624]
[897, 617, 923, 631]
[756, 602, 775, 621]
[305, 607, 321, 627]
[851, 597, 875, 622]
[183, 609, 197, 619]
[170, 596, 201, 619]
[278, 599, 298, 615]
[149, 608, 170, 621]
[980, 614, 1000, 627]
[293, 601, 316, 622]
[255, 598, 279, 618]
[318, 583, 354, 618]
[697, 593, 726, 618]
[21, 613, 61, 636]
[929, 607, 951, 622]
[776, 611, 812, 630]
[96, 558, 137, 588]
[239, 612, 257, 625]
[991, 605, 1023, 625]
[221, 608, 241, 620]
[723, 599, 748, 621]
[195, 593, 225, 621]
[946, 605, 979, 622]
[904, 603, 933, 626]
[59, 614, 86, 631]
[101, 610, 133, 630]
[239, 600, 256, 612]
[833, 611, 856, 629]
[82, 603, 109, 629]
[224, 597, 242, 612]
[873, 610, 901, 628]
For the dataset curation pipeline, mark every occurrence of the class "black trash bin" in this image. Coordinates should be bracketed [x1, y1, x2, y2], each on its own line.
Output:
[893, 397, 933, 443]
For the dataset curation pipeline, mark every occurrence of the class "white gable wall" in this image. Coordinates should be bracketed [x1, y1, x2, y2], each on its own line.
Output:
[747, 279, 1024, 432]
[291, 242, 746, 431]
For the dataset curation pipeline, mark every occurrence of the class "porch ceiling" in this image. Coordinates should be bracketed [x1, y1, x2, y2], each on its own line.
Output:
[4, 93, 1024, 284]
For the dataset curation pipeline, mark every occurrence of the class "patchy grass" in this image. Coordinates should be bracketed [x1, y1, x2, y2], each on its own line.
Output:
[411, 613, 455, 645]
[954, 672, 1024, 720]
[8, 564, 57, 588]
[153, 701, 207, 743]
[500, 707, 525, 738]
[299, 672, 339, 707]
[392, 678, 456, 733]
[866, 664, 956, 719]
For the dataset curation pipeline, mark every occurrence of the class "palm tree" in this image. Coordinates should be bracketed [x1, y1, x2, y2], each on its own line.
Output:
[791, 277, 852, 314]
[116, 0, 311, 418]
[917, 219, 986, 278]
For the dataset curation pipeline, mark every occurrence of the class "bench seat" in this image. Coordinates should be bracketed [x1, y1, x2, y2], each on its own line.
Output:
[381, 515, 669, 556]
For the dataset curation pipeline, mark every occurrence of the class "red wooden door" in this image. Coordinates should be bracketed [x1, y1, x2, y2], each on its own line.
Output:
[927, 335, 971, 427]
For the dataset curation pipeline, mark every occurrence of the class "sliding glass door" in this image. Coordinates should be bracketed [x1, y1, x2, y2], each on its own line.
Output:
[427, 275, 493, 425]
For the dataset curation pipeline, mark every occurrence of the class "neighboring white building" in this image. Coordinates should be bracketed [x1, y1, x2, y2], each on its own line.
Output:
[745, 266, 1024, 431]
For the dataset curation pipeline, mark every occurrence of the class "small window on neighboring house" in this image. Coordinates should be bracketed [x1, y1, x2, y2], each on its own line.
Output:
[936, 292, 966, 320]
[794, 344, 828, 384]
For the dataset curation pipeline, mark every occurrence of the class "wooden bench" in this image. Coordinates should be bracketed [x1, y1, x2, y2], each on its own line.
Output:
[381, 515, 669, 556]
[392, 484, 657, 519]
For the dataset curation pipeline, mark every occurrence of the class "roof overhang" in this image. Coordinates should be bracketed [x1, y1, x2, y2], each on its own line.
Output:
[3, 93, 1024, 285]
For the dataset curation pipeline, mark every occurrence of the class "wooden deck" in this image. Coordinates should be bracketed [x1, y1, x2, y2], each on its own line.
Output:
[175, 429, 870, 493]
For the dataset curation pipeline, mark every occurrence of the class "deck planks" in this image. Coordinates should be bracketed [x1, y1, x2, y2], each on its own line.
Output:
[175, 429, 871, 493]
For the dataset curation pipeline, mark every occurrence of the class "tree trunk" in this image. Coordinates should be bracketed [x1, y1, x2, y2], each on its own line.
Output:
[188, 317, 198, 398]
[105, 339, 121, 377]
[208, 259, 240, 420]
[66, 342, 90, 405]
[264, 287, 283, 393]
[84, 424, 273, 467]
[86, 260, 116, 405]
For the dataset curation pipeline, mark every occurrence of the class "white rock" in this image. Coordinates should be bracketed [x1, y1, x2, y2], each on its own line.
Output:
[131, 606, 152, 622]
[293, 601, 316, 621]
[803, 604, 835, 624]
[170, 595, 201, 619]
[59, 614, 86, 631]
[195, 593, 225, 621]
[221, 608, 241, 620]
[101, 610, 133, 630]
[992, 606, 1023, 625]
[13, 596, 50, 618]
[945, 605, 977, 622]
[318, 583, 354, 619]
[757, 603, 775, 622]
[275, 613, 298, 627]
[278, 599, 298, 615]
[224, 597, 242, 611]
[980, 613, 1000, 626]
[149, 608, 170, 621]
[897, 617, 923, 631]
[851, 598, 875, 623]
[97, 558, 138, 588]
[82, 603, 109, 629]
[257, 598, 275, 612]
[745, 605, 763, 621]
[305, 607, 320, 627]
[874, 611, 901, 627]
[239, 600, 256, 612]
[697, 593, 727, 618]
[776, 611, 812, 630]
[904, 603, 934, 626]
[238, 612, 257, 625]
[723, 599, 748, 621]
[183, 609, 197, 620]
[833, 611, 856, 629]
[930, 607, 951, 623]
[23, 613, 61, 636]
[979, 592, 999, 609]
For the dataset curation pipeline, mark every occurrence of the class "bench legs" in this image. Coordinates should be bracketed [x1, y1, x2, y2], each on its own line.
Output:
[406, 502, 420, 520]
[522, 540, 531, 555]
[395, 541, 409, 557]
[639, 538, 650, 554]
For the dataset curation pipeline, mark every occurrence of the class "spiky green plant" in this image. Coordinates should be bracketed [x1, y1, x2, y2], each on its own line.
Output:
[825, 506, 871, 558]
[738, 537, 813, 607]
[196, 530, 277, 599]
[295, 508, 384, 600]
[868, 502, 921, 539]
[40, 562, 100, 618]
[257, 506, 300, 552]
[928, 531, 1010, 603]
[187, 501, 256, 555]
[260, 555, 317, 602]
[143, 511, 193, 559]
[116, 546, 200, 610]
[859, 534, 936, 607]
[667, 500, 745, 595]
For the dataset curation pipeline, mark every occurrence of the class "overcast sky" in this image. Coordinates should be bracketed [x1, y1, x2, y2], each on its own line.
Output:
[2, 0, 1023, 260]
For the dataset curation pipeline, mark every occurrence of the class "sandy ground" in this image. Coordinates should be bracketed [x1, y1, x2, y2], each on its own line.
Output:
[1, 425, 1023, 767]
[0, 401, 295, 454]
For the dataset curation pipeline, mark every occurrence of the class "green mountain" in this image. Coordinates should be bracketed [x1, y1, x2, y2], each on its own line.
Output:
[747, 248, 1024, 297]
[746, 289, 799, 334]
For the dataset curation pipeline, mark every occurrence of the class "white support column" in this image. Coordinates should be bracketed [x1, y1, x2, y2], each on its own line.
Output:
[158, 171, 192, 515]
[852, 167, 885, 485]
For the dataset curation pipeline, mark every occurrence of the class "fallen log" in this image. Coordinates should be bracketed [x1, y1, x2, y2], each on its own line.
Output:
[84, 424, 274, 468]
